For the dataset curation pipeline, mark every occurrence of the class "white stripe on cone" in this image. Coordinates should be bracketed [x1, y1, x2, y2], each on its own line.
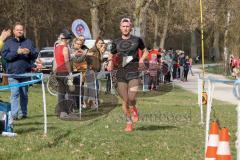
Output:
[208, 135, 219, 146]
[205, 158, 216, 160]
[217, 142, 231, 155]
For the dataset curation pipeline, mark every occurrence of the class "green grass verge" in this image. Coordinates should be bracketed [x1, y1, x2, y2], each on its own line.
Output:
[0, 84, 237, 160]
[205, 65, 225, 75]
[205, 64, 235, 79]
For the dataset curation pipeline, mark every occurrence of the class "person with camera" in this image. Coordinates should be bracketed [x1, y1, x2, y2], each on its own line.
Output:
[70, 36, 89, 108]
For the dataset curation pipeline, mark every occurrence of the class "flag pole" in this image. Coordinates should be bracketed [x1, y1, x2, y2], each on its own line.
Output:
[200, 0, 205, 80]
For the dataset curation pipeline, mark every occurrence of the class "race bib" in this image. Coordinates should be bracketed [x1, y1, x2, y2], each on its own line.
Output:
[122, 56, 133, 67]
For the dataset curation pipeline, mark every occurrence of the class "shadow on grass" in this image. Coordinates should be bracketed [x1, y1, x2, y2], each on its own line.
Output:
[29, 114, 56, 118]
[54, 82, 173, 121]
[16, 126, 56, 134]
[47, 130, 71, 148]
[132, 83, 174, 98]
[55, 92, 120, 121]
[16, 121, 55, 126]
[34, 130, 71, 151]
[136, 125, 177, 131]
[59, 103, 120, 121]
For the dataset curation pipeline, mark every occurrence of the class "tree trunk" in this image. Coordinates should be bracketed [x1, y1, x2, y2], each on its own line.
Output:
[213, 28, 220, 60]
[133, 0, 143, 29]
[190, 30, 197, 58]
[90, 3, 100, 39]
[33, 19, 39, 49]
[153, 13, 159, 48]
[139, 0, 152, 42]
[223, 10, 231, 74]
[134, 0, 152, 42]
[23, 0, 28, 37]
[159, 0, 171, 49]
[191, 29, 197, 58]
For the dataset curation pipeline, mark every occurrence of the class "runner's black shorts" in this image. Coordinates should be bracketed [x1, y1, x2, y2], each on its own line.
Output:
[116, 62, 139, 83]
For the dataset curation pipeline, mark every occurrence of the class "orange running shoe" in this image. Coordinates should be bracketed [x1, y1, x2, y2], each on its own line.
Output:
[131, 107, 139, 123]
[124, 123, 133, 132]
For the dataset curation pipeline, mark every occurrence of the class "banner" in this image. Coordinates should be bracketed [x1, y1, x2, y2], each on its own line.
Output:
[71, 19, 92, 39]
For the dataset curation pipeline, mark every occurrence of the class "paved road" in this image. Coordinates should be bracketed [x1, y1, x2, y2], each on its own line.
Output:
[174, 65, 239, 105]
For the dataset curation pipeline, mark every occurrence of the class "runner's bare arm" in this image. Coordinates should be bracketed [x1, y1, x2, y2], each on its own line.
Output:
[139, 48, 149, 70]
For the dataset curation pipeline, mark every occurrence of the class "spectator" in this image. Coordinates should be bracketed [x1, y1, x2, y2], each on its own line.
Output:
[70, 36, 89, 108]
[161, 51, 172, 83]
[0, 28, 11, 85]
[148, 48, 160, 86]
[102, 57, 111, 94]
[83, 37, 104, 108]
[189, 57, 194, 76]
[194, 55, 200, 64]
[179, 52, 186, 81]
[0, 28, 11, 50]
[210, 55, 215, 62]
[2, 22, 38, 120]
[53, 31, 72, 105]
[100, 43, 112, 94]
[184, 56, 190, 81]
[148, 54, 158, 90]
[229, 54, 235, 73]
[172, 51, 179, 79]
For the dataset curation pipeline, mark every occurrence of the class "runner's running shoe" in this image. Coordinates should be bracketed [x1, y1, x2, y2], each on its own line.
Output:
[131, 107, 139, 123]
[124, 123, 133, 132]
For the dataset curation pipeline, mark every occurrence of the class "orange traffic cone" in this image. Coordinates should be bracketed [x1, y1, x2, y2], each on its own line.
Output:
[205, 121, 219, 160]
[216, 128, 232, 160]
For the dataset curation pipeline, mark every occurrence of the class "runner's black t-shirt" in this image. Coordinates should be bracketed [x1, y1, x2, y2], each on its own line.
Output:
[111, 35, 145, 60]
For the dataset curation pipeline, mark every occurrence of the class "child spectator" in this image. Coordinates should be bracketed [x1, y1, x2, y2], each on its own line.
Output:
[148, 54, 158, 90]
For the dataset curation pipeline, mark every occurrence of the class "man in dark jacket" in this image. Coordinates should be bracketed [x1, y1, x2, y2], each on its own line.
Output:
[2, 22, 38, 119]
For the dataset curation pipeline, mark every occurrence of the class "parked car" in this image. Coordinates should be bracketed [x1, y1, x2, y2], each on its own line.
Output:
[37, 47, 54, 72]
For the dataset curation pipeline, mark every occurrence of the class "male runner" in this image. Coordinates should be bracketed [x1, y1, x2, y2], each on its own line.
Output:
[107, 18, 149, 132]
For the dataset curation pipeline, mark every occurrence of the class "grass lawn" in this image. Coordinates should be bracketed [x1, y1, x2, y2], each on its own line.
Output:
[0, 83, 237, 160]
[204, 64, 235, 79]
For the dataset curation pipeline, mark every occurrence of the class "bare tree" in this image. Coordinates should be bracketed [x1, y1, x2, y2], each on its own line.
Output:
[159, 0, 171, 49]
[134, 0, 153, 42]
[223, 10, 231, 73]
[89, 0, 109, 39]
[90, 0, 101, 39]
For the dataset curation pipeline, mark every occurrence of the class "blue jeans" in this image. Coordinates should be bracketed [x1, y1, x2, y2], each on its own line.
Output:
[8, 78, 29, 118]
